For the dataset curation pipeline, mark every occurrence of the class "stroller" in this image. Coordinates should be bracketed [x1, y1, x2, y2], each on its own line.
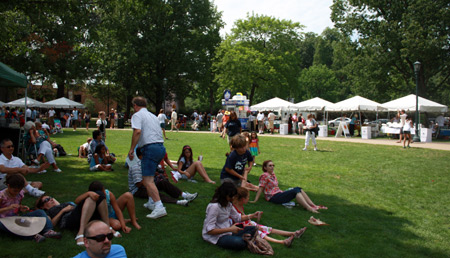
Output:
[53, 119, 63, 134]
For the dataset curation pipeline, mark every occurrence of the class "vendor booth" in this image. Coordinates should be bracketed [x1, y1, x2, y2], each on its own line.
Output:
[326, 96, 387, 138]
[0, 62, 28, 156]
[222, 93, 250, 130]
[44, 97, 85, 109]
[5, 97, 46, 108]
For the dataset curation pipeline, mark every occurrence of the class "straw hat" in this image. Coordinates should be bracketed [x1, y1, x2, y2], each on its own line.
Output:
[0, 216, 46, 236]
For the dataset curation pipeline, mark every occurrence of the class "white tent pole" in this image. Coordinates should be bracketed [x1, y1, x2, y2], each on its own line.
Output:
[24, 88, 28, 123]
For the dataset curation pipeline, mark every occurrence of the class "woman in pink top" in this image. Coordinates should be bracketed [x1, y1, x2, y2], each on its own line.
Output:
[251, 160, 326, 213]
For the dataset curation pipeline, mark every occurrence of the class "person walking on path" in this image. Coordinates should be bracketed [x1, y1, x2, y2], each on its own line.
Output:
[257, 111, 265, 134]
[128, 97, 167, 219]
[170, 109, 178, 132]
[268, 111, 276, 135]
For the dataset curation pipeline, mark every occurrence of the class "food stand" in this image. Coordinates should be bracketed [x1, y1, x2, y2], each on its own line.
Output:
[222, 92, 250, 130]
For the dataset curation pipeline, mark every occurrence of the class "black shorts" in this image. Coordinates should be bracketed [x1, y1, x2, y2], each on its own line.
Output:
[403, 130, 411, 135]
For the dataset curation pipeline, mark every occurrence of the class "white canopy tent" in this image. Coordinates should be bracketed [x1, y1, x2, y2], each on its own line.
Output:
[289, 97, 334, 111]
[326, 96, 387, 112]
[6, 97, 47, 108]
[381, 94, 448, 113]
[44, 97, 85, 109]
[250, 97, 292, 112]
[0, 101, 5, 106]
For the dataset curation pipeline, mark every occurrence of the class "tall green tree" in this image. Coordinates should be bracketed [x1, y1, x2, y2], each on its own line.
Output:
[298, 64, 342, 102]
[213, 14, 304, 105]
[94, 0, 222, 116]
[0, 1, 97, 98]
[331, 0, 450, 104]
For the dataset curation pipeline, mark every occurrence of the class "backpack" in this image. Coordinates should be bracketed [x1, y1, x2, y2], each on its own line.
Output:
[243, 232, 274, 256]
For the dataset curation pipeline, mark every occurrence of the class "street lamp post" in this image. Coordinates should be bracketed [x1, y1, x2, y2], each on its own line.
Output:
[413, 61, 421, 142]
[163, 78, 168, 113]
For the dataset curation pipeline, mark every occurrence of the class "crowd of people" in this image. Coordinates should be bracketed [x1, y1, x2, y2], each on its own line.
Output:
[0, 97, 328, 257]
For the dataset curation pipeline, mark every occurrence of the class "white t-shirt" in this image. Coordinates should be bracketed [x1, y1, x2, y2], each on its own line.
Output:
[171, 111, 177, 121]
[48, 110, 55, 117]
[248, 114, 255, 122]
[131, 107, 164, 147]
[400, 113, 407, 126]
[0, 154, 25, 181]
[257, 113, 265, 121]
[96, 119, 107, 132]
[403, 120, 412, 131]
[42, 123, 50, 130]
[306, 119, 316, 128]
[157, 113, 167, 124]
[268, 112, 275, 122]
[436, 115, 445, 127]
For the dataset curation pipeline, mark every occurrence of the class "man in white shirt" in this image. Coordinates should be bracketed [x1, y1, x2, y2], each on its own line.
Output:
[268, 111, 276, 134]
[48, 107, 56, 127]
[170, 109, 178, 132]
[25, 108, 32, 121]
[216, 110, 224, 133]
[256, 111, 265, 134]
[396, 110, 407, 143]
[0, 139, 49, 196]
[72, 107, 79, 131]
[128, 97, 167, 219]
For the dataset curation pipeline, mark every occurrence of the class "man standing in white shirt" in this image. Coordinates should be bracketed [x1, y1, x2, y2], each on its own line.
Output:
[170, 109, 178, 132]
[396, 110, 407, 143]
[216, 110, 224, 134]
[256, 111, 265, 134]
[268, 111, 276, 134]
[128, 97, 167, 219]
[25, 107, 32, 121]
[48, 107, 56, 127]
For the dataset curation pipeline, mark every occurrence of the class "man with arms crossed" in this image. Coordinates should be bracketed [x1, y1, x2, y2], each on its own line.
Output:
[128, 97, 167, 219]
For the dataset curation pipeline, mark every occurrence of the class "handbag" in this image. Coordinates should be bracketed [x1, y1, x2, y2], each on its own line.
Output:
[242, 232, 274, 256]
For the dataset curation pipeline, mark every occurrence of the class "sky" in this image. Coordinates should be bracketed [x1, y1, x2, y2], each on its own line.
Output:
[213, 0, 335, 36]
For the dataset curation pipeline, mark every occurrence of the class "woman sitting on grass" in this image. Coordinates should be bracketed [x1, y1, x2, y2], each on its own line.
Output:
[233, 187, 307, 247]
[87, 180, 141, 232]
[202, 182, 258, 250]
[35, 189, 111, 246]
[89, 144, 115, 171]
[177, 145, 215, 183]
[251, 160, 327, 213]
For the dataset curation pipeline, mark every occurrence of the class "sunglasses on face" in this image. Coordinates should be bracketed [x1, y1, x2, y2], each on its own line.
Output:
[86, 233, 114, 242]
[268, 164, 275, 167]
[42, 196, 52, 204]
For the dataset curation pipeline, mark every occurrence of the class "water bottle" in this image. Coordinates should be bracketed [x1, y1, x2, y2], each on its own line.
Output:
[198, 155, 203, 161]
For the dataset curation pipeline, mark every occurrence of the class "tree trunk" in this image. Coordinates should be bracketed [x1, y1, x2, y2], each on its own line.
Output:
[249, 82, 258, 106]
[208, 86, 214, 113]
[56, 80, 65, 98]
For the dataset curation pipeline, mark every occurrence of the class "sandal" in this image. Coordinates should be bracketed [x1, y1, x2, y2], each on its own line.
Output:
[308, 216, 329, 226]
[316, 205, 328, 210]
[283, 235, 294, 247]
[75, 234, 84, 246]
[294, 227, 307, 238]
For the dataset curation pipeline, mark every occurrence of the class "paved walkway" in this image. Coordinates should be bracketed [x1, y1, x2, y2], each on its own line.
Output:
[157, 129, 450, 151]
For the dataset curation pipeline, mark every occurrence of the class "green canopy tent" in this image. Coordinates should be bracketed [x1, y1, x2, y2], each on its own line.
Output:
[0, 62, 29, 157]
[0, 62, 27, 88]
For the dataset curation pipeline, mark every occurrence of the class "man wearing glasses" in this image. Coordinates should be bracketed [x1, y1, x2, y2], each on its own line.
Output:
[74, 220, 126, 258]
[0, 138, 49, 197]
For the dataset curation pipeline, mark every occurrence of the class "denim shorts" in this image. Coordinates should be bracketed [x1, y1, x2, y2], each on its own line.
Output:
[141, 143, 166, 177]
[269, 187, 302, 204]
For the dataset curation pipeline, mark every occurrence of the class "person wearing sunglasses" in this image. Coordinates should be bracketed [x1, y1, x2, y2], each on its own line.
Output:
[73, 220, 127, 258]
[0, 138, 49, 197]
[250, 160, 327, 213]
[35, 190, 111, 246]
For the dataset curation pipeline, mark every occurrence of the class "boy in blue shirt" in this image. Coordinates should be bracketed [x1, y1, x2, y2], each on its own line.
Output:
[220, 134, 253, 187]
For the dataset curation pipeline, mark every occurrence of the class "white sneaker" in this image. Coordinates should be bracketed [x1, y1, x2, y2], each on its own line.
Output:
[185, 192, 198, 202]
[314, 147, 317, 151]
[146, 207, 167, 219]
[143, 202, 155, 211]
[303, 147, 307, 151]
[187, 179, 198, 183]
[38, 170, 47, 174]
[176, 200, 189, 206]
[54, 168, 62, 173]
[29, 188, 45, 197]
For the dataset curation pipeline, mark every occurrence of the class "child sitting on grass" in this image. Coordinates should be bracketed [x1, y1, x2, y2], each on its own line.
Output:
[220, 134, 258, 191]
[89, 144, 115, 171]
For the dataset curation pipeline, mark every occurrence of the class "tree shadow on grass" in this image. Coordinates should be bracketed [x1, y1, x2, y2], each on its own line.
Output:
[244, 189, 446, 258]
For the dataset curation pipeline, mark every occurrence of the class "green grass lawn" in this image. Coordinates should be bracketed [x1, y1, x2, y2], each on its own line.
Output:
[1, 129, 449, 257]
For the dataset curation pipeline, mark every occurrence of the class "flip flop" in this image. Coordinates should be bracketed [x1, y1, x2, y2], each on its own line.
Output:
[308, 216, 330, 226]
[75, 234, 84, 246]
[294, 227, 307, 238]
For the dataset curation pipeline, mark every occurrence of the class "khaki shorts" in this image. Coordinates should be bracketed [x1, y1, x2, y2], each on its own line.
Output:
[268, 121, 274, 129]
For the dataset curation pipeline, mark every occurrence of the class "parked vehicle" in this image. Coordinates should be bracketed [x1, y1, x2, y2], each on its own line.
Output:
[328, 117, 351, 127]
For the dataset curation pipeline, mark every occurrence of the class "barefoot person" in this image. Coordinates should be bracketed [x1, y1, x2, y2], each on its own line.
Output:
[251, 160, 327, 213]
[233, 187, 307, 247]
[128, 96, 167, 219]
[177, 145, 215, 183]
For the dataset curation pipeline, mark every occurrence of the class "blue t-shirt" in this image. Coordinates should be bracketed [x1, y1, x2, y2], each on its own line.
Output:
[73, 244, 127, 258]
[225, 119, 242, 137]
[220, 150, 253, 180]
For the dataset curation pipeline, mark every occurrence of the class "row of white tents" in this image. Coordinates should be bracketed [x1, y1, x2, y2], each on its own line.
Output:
[2, 97, 85, 109]
[250, 95, 448, 113]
